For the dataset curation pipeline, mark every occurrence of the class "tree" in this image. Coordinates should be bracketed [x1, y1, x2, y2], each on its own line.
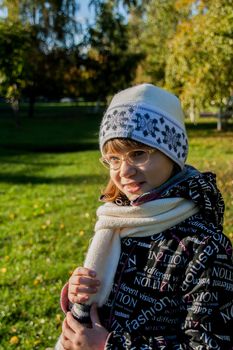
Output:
[0, 21, 33, 125]
[83, 0, 143, 101]
[90, 0, 146, 11]
[0, 0, 81, 119]
[0, 0, 79, 48]
[128, 0, 180, 86]
[165, 0, 233, 119]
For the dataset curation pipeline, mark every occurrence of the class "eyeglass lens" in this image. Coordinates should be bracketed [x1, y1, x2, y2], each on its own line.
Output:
[103, 149, 151, 169]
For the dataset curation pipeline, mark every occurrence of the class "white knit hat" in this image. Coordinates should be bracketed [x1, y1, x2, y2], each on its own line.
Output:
[99, 83, 188, 169]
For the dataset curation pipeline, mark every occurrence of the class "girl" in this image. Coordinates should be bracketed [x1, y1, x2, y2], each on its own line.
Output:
[56, 84, 233, 349]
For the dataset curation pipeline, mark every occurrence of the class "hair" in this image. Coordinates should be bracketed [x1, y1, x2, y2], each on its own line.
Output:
[100, 138, 162, 203]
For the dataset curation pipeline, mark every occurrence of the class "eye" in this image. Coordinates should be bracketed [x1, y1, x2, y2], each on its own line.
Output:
[106, 155, 121, 165]
[108, 155, 120, 162]
[130, 150, 146, 159]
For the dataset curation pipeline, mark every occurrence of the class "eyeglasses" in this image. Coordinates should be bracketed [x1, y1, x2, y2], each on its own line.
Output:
[100, 149, 156, 170]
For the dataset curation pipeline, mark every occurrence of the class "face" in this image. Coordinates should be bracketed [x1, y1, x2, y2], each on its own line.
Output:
[105, 146, 174, 201]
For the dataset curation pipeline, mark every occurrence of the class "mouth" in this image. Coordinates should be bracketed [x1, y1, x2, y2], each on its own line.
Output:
[123, 182, 145, 193]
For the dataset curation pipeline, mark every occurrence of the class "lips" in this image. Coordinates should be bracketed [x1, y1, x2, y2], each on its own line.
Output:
[123, 182, 145, 193]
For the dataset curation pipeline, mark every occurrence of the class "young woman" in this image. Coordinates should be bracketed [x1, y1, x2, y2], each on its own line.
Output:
[56, 84, 233, 350]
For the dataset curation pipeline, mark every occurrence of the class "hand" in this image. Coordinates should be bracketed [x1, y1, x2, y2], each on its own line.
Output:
[68, 267, 101, 304]
[60, 304, 109, 350]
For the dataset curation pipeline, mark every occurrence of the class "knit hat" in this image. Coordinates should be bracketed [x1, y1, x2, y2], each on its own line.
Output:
[99, 83, 188, 169]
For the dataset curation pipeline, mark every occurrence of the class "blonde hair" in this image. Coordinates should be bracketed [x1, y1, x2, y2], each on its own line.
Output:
[101, 138, 153, 203]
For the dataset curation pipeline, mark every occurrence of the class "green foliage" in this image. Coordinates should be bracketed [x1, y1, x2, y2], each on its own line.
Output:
[1, 0, 233, 116]
[129, 0, 180, 85]
[0, 20, 79, 120]
[165, 0, 233, 112]
[126, 0, 233, 116]
[0, 0, 81, 118]
[0, 21, 32, 103]
[0, 0, 79, 48]
[83, 0, 143, 100]
[0, 0, 145, 106]
[90, 0, 145, 10]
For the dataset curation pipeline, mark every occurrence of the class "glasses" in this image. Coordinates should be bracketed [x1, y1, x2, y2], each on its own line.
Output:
[100, 149, 156, 170]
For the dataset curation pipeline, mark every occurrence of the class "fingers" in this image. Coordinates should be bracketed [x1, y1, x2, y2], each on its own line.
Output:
[68, 267, 100, 304]
[61, 313, 84, 349]
[61, 318, 76, 350]
[62, 310, 108, 350]
[73, 267, 96, 277]
[62, 316, 75, 340]
[69, 275, 100, 291]
[68, 278, 100, 303]
[66, 311, 84, 333]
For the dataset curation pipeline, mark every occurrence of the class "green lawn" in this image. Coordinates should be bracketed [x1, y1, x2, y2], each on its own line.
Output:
[0, 106, 232, 349]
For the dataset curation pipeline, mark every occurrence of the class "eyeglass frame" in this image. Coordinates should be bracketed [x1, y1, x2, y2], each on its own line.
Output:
[99, 148, 156, 170]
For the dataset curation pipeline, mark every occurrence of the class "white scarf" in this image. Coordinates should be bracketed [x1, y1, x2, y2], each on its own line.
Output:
[77, 197, 199, 307]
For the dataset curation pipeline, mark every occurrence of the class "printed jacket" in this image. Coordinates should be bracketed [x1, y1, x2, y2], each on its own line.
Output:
[62, 166, 233, 349]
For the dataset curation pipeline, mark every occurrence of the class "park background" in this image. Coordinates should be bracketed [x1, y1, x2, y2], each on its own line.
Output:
[0, 0, 232, 349]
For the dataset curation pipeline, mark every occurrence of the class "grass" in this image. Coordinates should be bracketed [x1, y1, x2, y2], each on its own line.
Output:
[0, 105, 232, 349]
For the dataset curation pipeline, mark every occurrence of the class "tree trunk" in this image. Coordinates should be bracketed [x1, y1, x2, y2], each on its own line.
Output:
[189, 99, 197, 124]
[11, 98, 21, 128]
[28, 95, 35, 118]
[217, 106, 222, 132]
[217, 95, 223, 132]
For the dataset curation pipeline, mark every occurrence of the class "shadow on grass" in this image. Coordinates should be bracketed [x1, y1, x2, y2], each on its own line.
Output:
[187, 122, 217, 130]
[0, 103, 106, 117]
[186, 121, 233, 135]
[0, 156, 79, 166]
[0, 173, 105, 185]
[1, 142, 99, 153]
[0, 106, 103, 154]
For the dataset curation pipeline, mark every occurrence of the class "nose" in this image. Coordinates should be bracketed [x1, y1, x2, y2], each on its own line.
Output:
[119, 159, 136, 177]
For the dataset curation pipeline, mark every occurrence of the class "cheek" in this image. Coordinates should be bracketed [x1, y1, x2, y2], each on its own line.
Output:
[111, 177, 124, 193]
[109, 170, 115, 181]
[110, 170, 120, 186]
[146, 158, 174, 184]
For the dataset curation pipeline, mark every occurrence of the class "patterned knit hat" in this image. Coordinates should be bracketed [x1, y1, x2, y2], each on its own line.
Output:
[99, 83, 188, 169]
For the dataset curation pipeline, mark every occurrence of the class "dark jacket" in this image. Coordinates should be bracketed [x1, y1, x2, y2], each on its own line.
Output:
[99, 166, 233, 349]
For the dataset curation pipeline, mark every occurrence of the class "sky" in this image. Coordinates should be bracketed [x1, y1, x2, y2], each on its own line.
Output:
[77, 1, 96, 26]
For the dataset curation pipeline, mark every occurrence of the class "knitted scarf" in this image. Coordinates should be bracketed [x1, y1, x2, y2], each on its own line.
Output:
[80, 197, 199, 307]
